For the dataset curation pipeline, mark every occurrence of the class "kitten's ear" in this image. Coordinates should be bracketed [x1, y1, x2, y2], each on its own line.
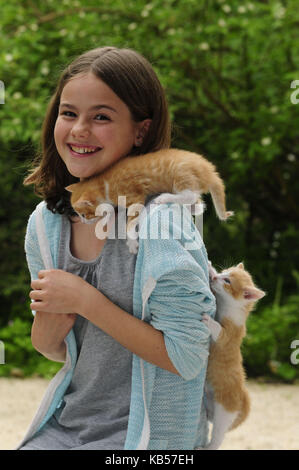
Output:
[243, 287, 266, 301]
[75, 200, 93, 209]
[237, 262, 244, 270]
[65, 184, 77, 193]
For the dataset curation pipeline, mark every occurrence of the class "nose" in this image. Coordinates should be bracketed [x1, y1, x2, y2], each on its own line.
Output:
[71, 117, 91, 139]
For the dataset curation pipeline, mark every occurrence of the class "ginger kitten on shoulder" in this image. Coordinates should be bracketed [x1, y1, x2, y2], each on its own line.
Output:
[66, 148, 233, 252]
[200, 262, 265, 450]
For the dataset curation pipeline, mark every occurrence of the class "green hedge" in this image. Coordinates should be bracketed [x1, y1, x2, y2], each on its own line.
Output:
[0, 0, 298, 380]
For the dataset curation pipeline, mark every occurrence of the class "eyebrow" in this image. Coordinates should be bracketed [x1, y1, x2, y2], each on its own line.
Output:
[59, 102, 117, 113]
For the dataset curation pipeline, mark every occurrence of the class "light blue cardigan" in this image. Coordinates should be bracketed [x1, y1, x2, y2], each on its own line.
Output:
[18, 200, 215, 450]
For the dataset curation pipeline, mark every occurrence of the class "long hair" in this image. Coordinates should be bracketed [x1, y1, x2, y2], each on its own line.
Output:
[24, 47, 171, 215]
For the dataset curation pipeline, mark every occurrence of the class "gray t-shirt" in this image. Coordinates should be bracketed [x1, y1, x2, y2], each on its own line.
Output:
[22, 211, 137, 450]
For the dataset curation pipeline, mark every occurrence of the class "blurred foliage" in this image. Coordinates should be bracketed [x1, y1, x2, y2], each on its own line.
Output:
[243, 272, 299, 382]
[0, 316, 61, 378]
[0, 0, 298, 380]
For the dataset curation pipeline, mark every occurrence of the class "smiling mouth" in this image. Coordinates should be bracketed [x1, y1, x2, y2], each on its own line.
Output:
[67, 144, 102, 156]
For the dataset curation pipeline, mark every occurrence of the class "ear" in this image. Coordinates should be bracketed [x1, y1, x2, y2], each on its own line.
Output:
[243, 287, 266, 301]
[75, 200, 93, 209]
[65, 184, 77, 193]
[134, 119, 152, 146]
[237, 262, 244, 270]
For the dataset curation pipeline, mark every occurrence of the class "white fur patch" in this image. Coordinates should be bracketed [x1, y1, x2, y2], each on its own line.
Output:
[216, 303, 246, 327]
[126, 238, 139, 254]
[154, 189, 200, 205]
[126, 215, 140, 253]
[203, 403, 238, 450]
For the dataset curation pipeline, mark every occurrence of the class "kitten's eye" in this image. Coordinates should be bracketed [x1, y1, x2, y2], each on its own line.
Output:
[223, 278, 231, 284]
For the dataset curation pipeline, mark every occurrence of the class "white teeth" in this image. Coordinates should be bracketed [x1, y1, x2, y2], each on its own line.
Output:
[70, 145, 99, 154]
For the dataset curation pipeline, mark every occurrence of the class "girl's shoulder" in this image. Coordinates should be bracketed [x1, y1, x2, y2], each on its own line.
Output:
[139, 200, 205, 253]
[26, 201, 62, 236]
[137, 200, 209, 281]
[25, 201, 63, 268]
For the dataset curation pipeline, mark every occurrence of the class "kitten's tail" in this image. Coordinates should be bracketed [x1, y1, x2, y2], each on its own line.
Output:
[230, 389, 250, 430]
[209, 175, 234, 221]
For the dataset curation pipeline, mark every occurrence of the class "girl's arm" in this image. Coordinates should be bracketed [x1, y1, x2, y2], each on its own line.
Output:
[25, 210, 76, 363]
[29, 269, 179, 375]
[31, 311, 76, 362]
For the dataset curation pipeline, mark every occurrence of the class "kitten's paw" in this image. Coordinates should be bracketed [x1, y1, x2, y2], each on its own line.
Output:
[153, 193, 174, 205]
[202, 314, 222, 342]
[126, 238, 139, 254]
[201, 444, 218, 451]
[225, 211, 234, 219]
[202, 314, 213, 329]
[218, 210, 234, 221]
[195, 439, 219, 450]
[191, 201, 205, 216]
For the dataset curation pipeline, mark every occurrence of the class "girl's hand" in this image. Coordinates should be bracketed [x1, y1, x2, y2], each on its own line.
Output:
[29, 269, 86, 314]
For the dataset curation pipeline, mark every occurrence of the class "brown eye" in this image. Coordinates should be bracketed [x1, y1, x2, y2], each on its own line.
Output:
[224, 278, 231, 284]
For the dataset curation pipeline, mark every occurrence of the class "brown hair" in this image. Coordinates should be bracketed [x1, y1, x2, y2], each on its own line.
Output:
[24, 46, 171, 215]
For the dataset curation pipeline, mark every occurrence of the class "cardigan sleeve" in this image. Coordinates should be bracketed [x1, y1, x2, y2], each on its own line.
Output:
[24, 209, 45, 282]
[138, 203, 216, 381]
[149, 268, 213, 381]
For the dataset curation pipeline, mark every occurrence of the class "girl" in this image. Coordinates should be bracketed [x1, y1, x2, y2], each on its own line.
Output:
[18, 47, 215, 450]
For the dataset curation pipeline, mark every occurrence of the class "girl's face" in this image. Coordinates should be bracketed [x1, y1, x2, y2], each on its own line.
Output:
[54, 72, 150, 179]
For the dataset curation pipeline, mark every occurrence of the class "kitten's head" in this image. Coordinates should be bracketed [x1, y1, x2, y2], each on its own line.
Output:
[209, 262, 265, 315]
[66, 183, 99, 223]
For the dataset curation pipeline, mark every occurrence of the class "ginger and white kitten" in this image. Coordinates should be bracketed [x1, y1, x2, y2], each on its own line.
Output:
[66, 148, 233, 252]
[200, 262, 265, 450]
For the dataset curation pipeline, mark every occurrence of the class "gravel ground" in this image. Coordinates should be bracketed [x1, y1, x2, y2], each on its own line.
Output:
[0, 378, 298, 450]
